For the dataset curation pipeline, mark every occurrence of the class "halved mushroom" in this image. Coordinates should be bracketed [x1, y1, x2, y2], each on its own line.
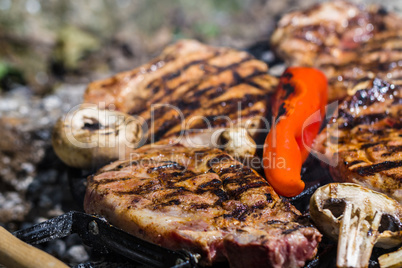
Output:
[310, 183, 402, 268]
[179, 127, 257, 161]
[52, 105, 257, 169]
[52, 104, 144, 169]
[378, 247, 402, 268]
[217, 127, 256, 160]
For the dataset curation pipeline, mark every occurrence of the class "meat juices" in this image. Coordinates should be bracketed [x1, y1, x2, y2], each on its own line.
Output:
[84, 143, 321, 267]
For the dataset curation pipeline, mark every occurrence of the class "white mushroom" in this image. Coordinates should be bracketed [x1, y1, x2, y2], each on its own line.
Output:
[52, 105, 144, 169]
[216, 127, 256, 159]
[310, 183, 402, 268]
[179, 127, 257, 161]
[378, 247, 402, 268]
[378, 248, 402, 268]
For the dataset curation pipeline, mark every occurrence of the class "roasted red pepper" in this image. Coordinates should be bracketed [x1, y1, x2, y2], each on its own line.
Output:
[263, 67, 328, 197]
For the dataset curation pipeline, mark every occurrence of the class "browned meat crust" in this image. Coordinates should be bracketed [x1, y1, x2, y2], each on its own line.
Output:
[271, 0, 402, 102]
[83, 39, 278, 142]
[84, 142, 321, 267]
[314, 79, 402, 203]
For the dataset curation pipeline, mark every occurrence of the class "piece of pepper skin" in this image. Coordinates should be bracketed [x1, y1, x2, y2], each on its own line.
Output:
[263, 67, 328, 197]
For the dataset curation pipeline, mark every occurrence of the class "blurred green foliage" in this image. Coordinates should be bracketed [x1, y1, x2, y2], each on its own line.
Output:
[8, 0, 398, 94]
[0, 0, 263, 95]
[0, 61, 25, 91]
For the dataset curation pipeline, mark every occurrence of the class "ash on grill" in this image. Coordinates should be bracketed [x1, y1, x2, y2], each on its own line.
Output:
[0, 84, 91, 264]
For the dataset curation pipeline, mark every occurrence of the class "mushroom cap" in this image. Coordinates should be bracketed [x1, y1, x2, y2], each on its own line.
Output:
[217, 127, 256, 159]
[52, 105, 144, 169]
[310, 183, 402, 249]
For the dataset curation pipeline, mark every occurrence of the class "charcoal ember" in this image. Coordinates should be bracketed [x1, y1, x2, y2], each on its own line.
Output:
[0, 84, 85, 224]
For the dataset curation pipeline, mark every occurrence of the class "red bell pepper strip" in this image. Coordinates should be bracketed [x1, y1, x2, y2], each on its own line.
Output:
[263, 67, 328, 197]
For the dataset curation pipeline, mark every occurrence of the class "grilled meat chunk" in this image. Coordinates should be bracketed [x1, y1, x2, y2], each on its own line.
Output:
[84, 142, 321, 267]
[83, 39, 277, 142]
[271, 0, 402, 101]
[314, 79, 402, 203]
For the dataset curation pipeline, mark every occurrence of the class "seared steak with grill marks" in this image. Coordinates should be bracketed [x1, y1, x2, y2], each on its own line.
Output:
[314, 79, 402, 203]
[83, 39, 277, 142]
[271, 0, 402, 101]
[84, 142, 321, 267]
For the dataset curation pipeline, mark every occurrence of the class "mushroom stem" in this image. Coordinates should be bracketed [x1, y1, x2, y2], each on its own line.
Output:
[310, 183, 402, 268]
[378, 247, 402, 268]
[337, 203, 382, 267]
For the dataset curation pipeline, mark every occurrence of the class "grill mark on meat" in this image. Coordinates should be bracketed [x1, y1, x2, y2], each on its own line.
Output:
[353, 160, 402, 176]
[176, 71, 266, 111]
[212, 189, 229, 206]
[93, 177, 135, 185]
[265, 193, 273, 203]
[154, 199, 182, 208]
[228, 181, 269, 199]
[282, 226, 306, 235]
[246, 79, 269, 91]
[192, 84, 225, 99]
[148, 51, 222, 89]
[197, 179, 222, 190]
[150, 116, 183, 142]
[381, 146, 402, 157]
[149, 54, 254, 105]
[99, 161, 140, 172]
[339, 113, 388, 129]
[157, 188, 191, 201]
[322, 60, 401, 73]
[203, 93, 263, 115]
[338, 109, 355, 121]
[190, 203, 212, 210]
[357, 128, 386, 136]
[222, 173, 256, 187]
[223, 204, 249, 221]
[345, 160, 364, 167]
[360, 142, 382, 149]
[159, 171, 197, 185]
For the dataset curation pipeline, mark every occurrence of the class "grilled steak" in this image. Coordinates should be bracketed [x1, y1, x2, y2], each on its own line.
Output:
[314, 78, 402, 203]
[84, 142, 321, 267]
[83, 39, 277, 142]
[271, 0, 402, 101]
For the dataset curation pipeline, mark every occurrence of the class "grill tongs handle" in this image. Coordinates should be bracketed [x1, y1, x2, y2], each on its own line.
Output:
[13, 211, 198, 268]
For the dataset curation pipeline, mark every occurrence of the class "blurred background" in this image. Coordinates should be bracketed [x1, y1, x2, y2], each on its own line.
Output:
[0, 0, 401, 265]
